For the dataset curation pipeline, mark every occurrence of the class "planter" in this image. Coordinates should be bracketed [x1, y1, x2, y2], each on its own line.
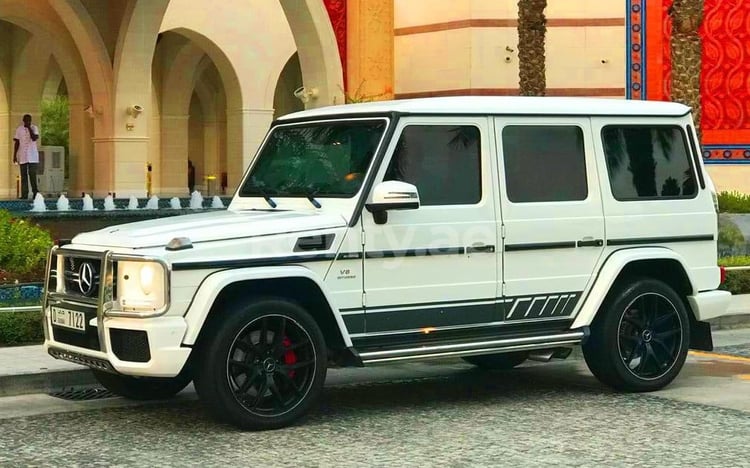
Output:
[0, 283, 43, 306]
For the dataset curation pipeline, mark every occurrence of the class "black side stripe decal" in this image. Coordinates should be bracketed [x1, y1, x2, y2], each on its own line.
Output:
[172, 254, 337, 271]
[365, 247, 465, 258]
[505, 241, 577, 252]
[340, 292, 583, 336]
[607, 235, 714, 246]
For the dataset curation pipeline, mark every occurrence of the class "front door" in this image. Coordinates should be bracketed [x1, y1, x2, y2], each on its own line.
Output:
[494, 117, 605, 324]
[358, 117, 499, 345]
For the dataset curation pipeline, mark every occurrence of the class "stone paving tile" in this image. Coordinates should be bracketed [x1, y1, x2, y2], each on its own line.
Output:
[0, 369, 748, 467]
[713, 343, 750, 358]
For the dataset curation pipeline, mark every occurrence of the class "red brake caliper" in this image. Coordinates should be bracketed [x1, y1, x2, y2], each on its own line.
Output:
[282, 337, 297, 378]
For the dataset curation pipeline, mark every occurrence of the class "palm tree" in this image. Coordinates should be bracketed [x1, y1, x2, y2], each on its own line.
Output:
[669, 0, 704, 136]
[517, 0, 548, 96]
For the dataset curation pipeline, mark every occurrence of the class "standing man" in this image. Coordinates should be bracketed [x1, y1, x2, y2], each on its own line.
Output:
[13, 114, 40, 199]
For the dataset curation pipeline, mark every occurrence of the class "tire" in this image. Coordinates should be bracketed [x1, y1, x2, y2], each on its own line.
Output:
[92, 369, 192, 401]
[193, 297, 327, 431]
[582, 278, 690, 392]
[462, 351, 528, 370]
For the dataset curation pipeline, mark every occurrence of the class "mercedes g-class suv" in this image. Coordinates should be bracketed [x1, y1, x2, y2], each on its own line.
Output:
[43, 97, 731, 430]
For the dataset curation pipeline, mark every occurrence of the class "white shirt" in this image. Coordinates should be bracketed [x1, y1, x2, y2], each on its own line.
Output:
[14, 124, 40, 164]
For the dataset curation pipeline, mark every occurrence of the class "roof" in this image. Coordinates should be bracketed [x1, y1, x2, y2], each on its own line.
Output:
[277, 96, 692, 121]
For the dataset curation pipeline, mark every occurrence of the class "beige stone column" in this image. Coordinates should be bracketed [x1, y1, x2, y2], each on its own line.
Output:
[67, 100, 95, 196]
[0, 110, 11, 199]
[347, 0, 394, 100]
[226, 108, 274, 193]
[160, 114, 190, 197]
[92, 136, 149, 198]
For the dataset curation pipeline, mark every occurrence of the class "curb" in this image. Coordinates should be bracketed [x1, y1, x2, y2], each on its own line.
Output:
[0, 369, 96, 398]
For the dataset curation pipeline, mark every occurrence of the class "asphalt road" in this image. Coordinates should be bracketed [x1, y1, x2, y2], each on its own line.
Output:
[1, 349, 750, 467]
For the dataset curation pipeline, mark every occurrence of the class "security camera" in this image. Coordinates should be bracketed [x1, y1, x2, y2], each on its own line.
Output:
[294, 87, 309, 103]
[293, 86, 319, 104]
[127, 104, 144, 118]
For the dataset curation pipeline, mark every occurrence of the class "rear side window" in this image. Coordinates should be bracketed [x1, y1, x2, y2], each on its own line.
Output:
[601, 126, 698, 200]
[384, 125, 481, 206]
[502, 125, 588, 203]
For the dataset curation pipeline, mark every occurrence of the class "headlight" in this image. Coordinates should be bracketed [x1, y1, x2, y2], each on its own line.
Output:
[115, 260, 167, 314]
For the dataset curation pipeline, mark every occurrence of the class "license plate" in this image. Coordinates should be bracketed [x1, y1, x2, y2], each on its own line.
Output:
[50, 307, 86, 332]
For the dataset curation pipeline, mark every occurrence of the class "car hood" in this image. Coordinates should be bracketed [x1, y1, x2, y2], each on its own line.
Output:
[71, 209, 347, 249]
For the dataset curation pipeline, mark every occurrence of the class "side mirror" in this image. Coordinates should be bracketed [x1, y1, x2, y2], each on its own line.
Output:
[365, 181, 420, 224]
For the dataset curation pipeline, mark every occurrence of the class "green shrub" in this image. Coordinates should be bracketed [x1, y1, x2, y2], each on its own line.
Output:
[0, 210, 54, 284]
[718, 217, 745, 255]
[0, 310, 44, 346]
[718, 191, 750, 213]
[719, 256, 750, 295]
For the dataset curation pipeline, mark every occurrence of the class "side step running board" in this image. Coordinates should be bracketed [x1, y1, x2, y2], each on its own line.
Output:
[358, 330, 586, 365]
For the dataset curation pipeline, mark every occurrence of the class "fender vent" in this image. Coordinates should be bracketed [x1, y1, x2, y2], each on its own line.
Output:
[294, 234, 334, 252]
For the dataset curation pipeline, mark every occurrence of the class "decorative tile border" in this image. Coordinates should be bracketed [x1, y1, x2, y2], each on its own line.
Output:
[628, 0, 750, 164]
[626, 0, 646, 100]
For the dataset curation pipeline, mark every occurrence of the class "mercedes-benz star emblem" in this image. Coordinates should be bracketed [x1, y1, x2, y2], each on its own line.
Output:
[77, 262, 95, 296]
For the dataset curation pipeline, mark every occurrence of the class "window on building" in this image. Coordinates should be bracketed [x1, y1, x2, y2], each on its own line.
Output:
[601, 126, 697, 200]
[384, 125, 481, 205]
[502, 126, 588, 203]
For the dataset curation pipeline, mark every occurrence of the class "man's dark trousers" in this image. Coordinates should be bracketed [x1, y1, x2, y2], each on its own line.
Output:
[20, 163, 38, 199]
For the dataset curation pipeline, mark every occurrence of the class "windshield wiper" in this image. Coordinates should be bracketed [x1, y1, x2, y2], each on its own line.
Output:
[305, 189, 322, 209]
[253, 186, 277, 208]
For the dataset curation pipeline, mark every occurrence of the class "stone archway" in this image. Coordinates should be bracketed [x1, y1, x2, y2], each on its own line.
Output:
[0, 12, 93, 198]
[278, 0, 345, 107]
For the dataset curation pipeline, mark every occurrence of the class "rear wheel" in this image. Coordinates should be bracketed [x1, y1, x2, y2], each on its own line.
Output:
[194, 298, 327, 430]
[582, 278, 690, 392]
[462, 351, 528, 370]
[92, 369, 191, 401]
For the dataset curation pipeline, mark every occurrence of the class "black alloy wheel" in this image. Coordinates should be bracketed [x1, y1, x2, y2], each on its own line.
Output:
[582, 278, 690, 392]
[617, 292, 683, 380]
[194, 298, 327, 430]
[227, 314, 317, 417]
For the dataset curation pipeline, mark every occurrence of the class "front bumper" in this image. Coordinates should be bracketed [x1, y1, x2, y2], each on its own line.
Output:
[44, 314, 191, 378]
[687, 290, 732, 322]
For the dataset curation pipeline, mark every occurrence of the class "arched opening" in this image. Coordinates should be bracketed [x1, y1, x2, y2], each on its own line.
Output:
[155, 30, 237, 196]
[273, 53, 305, 120]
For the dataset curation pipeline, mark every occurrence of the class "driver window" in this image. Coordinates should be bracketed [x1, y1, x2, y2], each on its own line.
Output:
[384, 125, 481, 206]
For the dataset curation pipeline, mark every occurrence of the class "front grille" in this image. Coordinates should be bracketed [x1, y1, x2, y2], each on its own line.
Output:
[63, 256, 102, 299]
[110, 329, 151, 362]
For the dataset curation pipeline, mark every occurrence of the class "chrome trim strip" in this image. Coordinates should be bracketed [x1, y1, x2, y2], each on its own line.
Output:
[348, 316, 574, 339]
[358, 331, 584, 360]
[361, 338, 583, 364]
[97, 250, 112, 352]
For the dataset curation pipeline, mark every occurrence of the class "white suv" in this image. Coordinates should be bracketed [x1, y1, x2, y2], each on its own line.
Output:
[43, 97, 731, 430]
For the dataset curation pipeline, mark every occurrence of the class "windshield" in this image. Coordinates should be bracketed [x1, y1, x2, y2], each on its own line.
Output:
[239, 119, 388, 198]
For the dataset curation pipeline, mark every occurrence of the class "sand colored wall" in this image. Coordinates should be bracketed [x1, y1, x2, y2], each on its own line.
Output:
[394, 0, 626, 98]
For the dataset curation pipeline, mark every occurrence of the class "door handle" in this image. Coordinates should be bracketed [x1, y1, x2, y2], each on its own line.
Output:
[577, 238, 604, 247]
[466, 244, 495, 254]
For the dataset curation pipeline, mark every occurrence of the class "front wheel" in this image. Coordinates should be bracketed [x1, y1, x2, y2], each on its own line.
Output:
[582, 278, 690, 392]
[92, 369, 192, 401]
[194, 298, 327, 430]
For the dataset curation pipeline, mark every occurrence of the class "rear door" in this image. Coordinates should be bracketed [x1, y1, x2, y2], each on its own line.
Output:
[494, 117, 605, 324]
